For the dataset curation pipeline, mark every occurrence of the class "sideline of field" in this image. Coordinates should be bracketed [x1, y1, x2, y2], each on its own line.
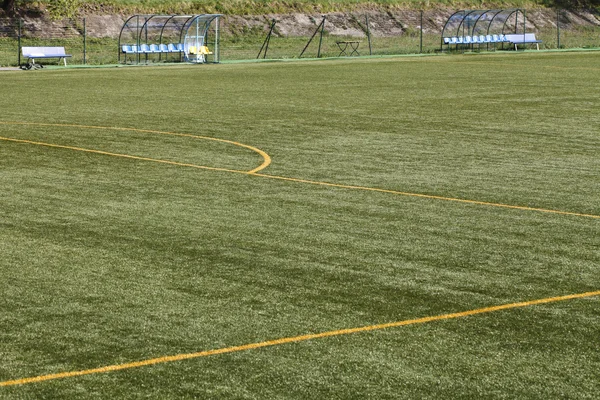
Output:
[1, 121, 598, 220]
[3, 290, 598, 387]
[3, 46, 599, 72]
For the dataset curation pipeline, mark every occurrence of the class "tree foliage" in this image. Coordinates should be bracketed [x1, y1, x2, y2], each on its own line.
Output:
[2, 0, 17, 15]
[543, 0, 599, 7]
[2, 0, 81, 18]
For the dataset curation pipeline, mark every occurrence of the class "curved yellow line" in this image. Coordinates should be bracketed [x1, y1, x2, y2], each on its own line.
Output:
[0, 121, 271, 174]
[1, 290, 598, 387]
[0, 136, 250, 174]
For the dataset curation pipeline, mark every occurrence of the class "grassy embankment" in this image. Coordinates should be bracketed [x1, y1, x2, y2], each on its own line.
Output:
[69, 0, 558, 15]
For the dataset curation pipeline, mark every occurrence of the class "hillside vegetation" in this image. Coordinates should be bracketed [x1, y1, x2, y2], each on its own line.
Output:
[74, 0, 599, 12]
[6, 0, 599, 18]
[76, 0, 544, 14]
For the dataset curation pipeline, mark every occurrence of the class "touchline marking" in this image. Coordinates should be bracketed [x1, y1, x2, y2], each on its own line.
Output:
[1, 290, 598, 387]
[252, 173, 600, 219]
[1, 121, 598, 219]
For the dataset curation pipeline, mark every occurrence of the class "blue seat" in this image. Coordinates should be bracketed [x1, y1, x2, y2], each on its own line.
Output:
[450, 37, 458, 45]
[457, 37, 464, 44]
[176, 43, 185, 52]
[444, 37, 451, 45]
[485, 35, 493, 43]
[159, 44, 169, 53]
[464, 36, 472, 44]
[140, 44, 151, 53]
[479, 35, 486, 43]
[149, 44, 160, 53]
[121, 45, 135, 63]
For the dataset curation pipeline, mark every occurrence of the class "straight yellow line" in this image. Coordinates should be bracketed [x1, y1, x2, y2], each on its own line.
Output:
[1, 290, 598, 387]
[253, 173, 600, 219]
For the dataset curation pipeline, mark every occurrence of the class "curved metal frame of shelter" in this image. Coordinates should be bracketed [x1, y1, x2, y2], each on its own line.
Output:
[118, 14, 222, 64]
[440, 9, 527, 50]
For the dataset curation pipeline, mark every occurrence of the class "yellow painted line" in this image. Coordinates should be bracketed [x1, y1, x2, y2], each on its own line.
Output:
[0, 121, 271, 174]
[253, 173, 600, 219]
[1, 290, 598, 387]
[2, 121, 598, 219]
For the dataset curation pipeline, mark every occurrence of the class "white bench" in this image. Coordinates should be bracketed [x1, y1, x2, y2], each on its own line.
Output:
[504, 34, 542, 50]
[22, 46, 72, 66]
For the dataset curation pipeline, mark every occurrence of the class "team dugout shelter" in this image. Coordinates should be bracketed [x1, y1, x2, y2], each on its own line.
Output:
[441, 9, 529, 50]
[118, 14, 222, 64]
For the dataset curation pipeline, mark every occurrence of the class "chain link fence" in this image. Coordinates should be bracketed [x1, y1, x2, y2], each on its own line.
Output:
[0, 16, 125, 67]
[221, 11, 453, 60]
[1, 9, 598, 67]
[223, 9, 600, 60]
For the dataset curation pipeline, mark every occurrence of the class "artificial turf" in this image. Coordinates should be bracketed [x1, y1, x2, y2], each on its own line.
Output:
[0, 51, 599, 399]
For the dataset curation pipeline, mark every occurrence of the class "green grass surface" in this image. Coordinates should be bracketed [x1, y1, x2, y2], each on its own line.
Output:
[0, 52, 599, 399]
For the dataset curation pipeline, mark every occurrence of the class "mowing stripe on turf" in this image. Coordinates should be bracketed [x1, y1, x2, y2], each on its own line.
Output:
[1, 290, 598, 387]
[1, 121, 598, 220]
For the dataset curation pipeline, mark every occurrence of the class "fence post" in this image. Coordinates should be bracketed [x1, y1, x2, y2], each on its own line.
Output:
[556, 9, 561, 49]
[300, 17, 326, 58]
[257, 19, 276, 59]
[317, 16, 325, 58]
[17, 19, 22, 66]
[366, 15, 372, 55]
[83, 18, 87, 65]
[523, 9, 527, 49]
[136, 15, 140, 64]
[420, 10, 423, 53]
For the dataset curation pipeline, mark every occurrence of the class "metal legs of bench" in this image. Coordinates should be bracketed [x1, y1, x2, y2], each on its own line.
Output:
[28, 57, 68, 67]
[513, 43, 540, 51]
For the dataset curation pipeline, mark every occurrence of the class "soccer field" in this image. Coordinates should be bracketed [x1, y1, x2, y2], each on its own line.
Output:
[1, 52, 599, 399]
